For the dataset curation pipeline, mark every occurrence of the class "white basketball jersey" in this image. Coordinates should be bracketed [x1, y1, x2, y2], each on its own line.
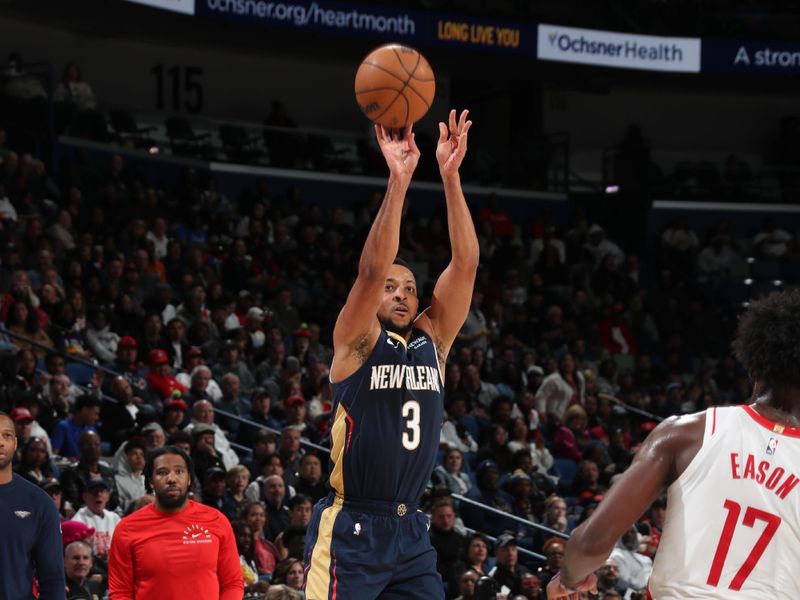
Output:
[648, 405, 800, 599]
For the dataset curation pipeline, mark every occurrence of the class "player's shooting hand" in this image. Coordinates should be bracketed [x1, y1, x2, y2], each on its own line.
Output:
[375, 123, 420, 182]
[436, 108, 472, 178]
[546, 572, 598, 600]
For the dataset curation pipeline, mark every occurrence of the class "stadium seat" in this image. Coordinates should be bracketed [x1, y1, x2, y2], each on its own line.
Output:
[165, 116, 211, 157]
[219, 124, 262, 163]
[553, 458, 578, 489]
[109, 109, 156, 147]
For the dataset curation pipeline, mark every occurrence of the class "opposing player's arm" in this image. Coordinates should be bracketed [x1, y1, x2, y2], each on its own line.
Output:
[420, 110, 478, 356]
[558, 412, 704, 588]
[332, 126, 420, 373]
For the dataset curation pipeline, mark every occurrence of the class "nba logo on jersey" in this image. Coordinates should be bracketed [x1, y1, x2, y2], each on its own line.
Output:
[766, 437, 779, 456]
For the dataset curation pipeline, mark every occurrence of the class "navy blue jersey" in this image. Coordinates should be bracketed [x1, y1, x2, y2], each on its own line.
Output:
[329, 328, 444, 503]
[0, 474, 65, 600]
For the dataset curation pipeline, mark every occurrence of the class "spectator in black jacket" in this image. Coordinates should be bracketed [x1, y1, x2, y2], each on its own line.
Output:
[429, 499, 465, 591]
[60, 431, 118, 510]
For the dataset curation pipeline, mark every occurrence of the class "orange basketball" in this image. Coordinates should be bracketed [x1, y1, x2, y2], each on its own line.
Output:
[354, 44, 435, 129]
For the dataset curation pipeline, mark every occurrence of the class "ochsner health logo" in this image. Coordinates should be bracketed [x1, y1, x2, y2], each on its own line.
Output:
[538, 23, 700, 73]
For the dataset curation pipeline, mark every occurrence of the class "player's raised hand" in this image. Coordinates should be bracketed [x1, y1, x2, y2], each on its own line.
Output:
[375, 123, 420, 183]
[436, 108, 472, 178]
[546, 572, 598, 600]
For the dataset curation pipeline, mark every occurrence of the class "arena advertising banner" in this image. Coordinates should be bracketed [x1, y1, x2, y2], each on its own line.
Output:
[430, 14, 537, 55]
[702, 40, 800, 74]
[195, 0, 423, 42]
[537, 23, 701, 72]
[192, 0, 536, 55]
[123, 0, 196, 14]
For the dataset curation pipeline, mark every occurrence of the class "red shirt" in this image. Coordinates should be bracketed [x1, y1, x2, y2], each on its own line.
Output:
[146, 371, 188, 400]
[108, 501, 243, 600]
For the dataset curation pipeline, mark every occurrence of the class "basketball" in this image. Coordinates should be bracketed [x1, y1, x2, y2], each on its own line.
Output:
[354, 44, 435, 129]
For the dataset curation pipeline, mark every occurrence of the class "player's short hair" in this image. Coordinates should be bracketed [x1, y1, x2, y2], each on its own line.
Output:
[75, 394, 102, 411]
[143, 445, 196, 492]
[392, 257, 416, 282]
[288, 494, 312, 510]
[734, 290, 800, 390]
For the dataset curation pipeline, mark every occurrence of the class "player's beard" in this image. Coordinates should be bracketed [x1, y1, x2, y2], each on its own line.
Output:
[379, 313, 414, 337]
[155, 486, 190, 510]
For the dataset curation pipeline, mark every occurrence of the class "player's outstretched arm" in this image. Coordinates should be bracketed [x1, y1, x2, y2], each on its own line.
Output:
[549, 413, 703, 597]
[420, 109, 478, 357]
[332, 125, 420, 369]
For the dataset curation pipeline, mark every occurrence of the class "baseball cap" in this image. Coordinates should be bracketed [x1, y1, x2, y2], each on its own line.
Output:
[477, 459, 499, 474]
[205, 466, 226, 480]
[293, 325, 311, 338]
[508, 469, 531, 485]
[246, 307, 265, 321]
[285, 394, 305, 408]
[191, 423, 216, 437]
[495, 533, 517, 549]
[141, 422, 164, 435]
[164, 398, 188, 412]
[147, 348, 169, 366]
[118, 336, 138, 349]
[41, 478, 61, 492]
[83, 476, 109, 491]
[10, 407, 33, 423]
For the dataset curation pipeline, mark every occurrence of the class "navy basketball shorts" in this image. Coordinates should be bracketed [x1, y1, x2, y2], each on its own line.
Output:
[304, 493, 444, 600]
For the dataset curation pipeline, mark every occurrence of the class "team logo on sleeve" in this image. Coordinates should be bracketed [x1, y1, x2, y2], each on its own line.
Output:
[14, 510, 31, 518]
[766, 437, 779, 456]
[182, 523, 212, 544]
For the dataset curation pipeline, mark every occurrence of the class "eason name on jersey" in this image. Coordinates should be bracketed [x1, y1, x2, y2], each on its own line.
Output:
[369, 364, 441, 392]
[730, 452, 800, 500]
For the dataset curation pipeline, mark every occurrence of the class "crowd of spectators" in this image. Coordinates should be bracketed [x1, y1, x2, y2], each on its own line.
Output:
[1, 85, 797, 598]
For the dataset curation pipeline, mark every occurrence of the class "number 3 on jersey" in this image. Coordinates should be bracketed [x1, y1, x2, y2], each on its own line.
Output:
[402, 400, 420, 450]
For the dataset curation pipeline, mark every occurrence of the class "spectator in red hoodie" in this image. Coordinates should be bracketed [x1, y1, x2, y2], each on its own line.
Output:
[598, 303, 638, 356]
[145, 349, 187, 402]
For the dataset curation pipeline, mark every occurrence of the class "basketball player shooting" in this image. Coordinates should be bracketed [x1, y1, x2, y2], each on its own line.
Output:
[303, 109, 477, 600]
[547, 290, 800, 599]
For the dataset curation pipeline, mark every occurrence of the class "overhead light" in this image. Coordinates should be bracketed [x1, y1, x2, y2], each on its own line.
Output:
[746, 257, 755, 264]
[605, 185, 619, 194]
[744, 278, 753, 285]
[148, 146, 160, 155]
[773, 279, 783, 286]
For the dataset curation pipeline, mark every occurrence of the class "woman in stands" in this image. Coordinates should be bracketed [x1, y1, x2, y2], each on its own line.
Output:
[54, 62, 96, 110]
[6, 299, 54, 358]
[432, 447, 472, 497]
[15, 436, 57, 485]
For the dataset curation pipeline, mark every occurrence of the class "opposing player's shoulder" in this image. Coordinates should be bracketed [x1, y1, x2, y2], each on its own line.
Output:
[645, 411, 706, 483]
[646, 411, 705, 450]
